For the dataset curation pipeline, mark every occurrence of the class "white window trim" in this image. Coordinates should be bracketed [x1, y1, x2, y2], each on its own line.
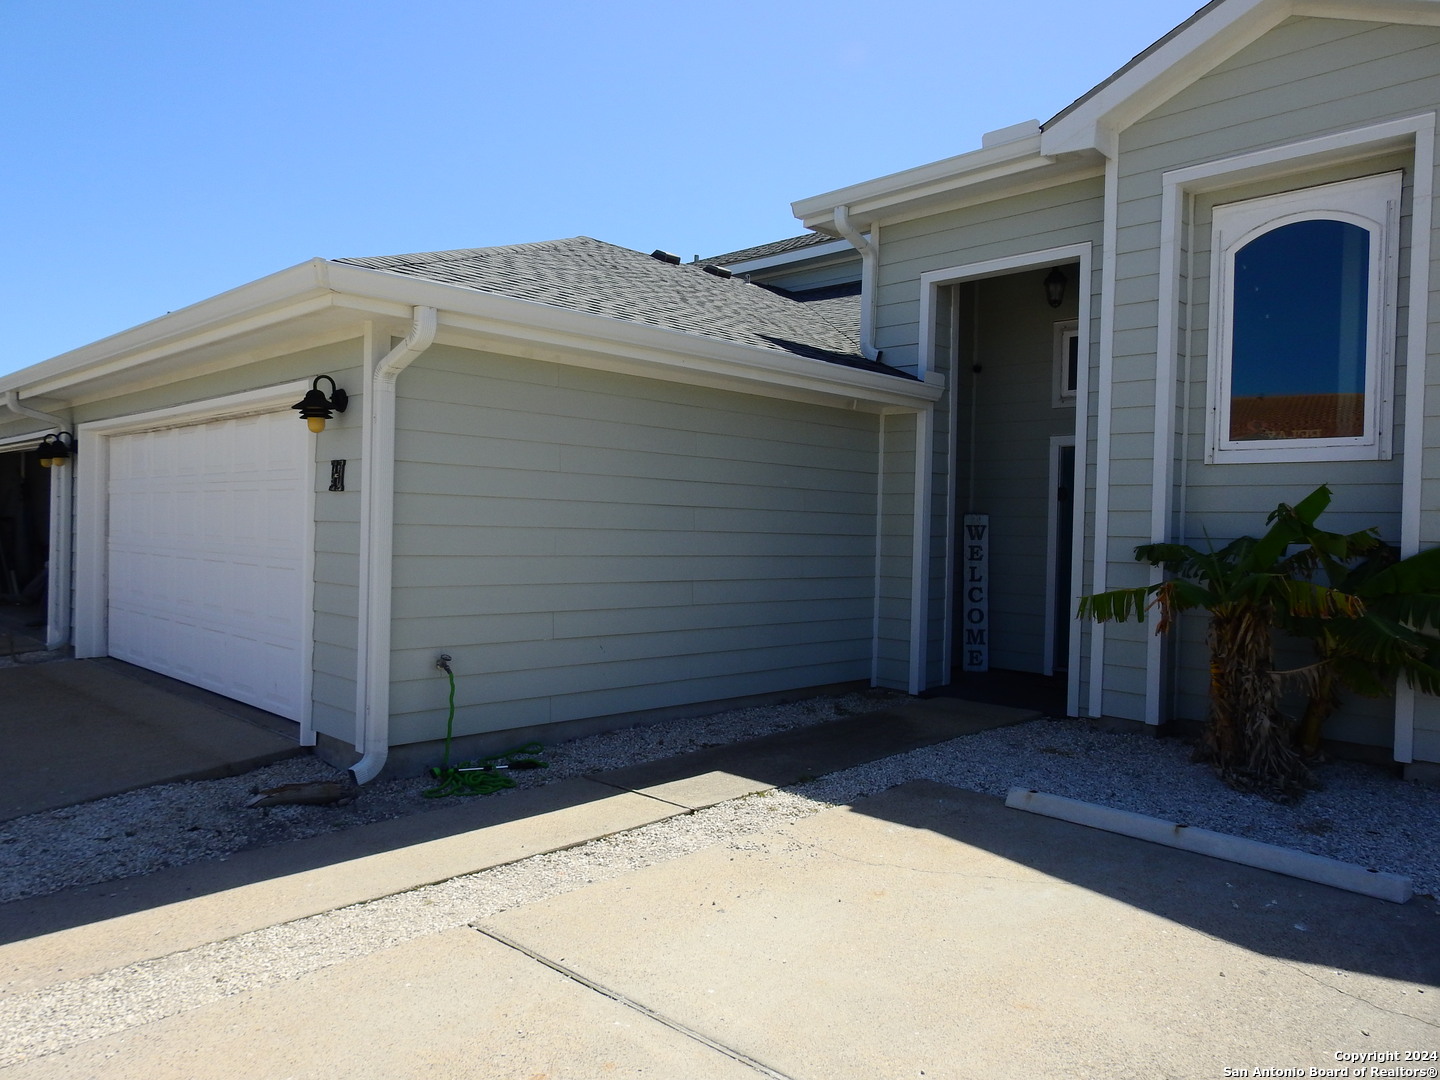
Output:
[1206, 171, 1402, 464]
[1052, 320, 1079, 407]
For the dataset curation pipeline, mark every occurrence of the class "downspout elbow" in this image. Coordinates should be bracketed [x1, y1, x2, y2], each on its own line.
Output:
[1, 391, 67, 429]
[833, 206, 879, 362]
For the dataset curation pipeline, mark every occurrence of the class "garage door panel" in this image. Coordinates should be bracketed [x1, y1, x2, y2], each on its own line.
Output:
[107, 411, 309, 721]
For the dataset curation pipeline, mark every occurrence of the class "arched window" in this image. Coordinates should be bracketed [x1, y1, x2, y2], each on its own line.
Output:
[1209, 172, 1401, 463]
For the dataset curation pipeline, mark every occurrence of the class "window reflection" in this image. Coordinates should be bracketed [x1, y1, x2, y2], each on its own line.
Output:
[1228, 218, 1369, 441]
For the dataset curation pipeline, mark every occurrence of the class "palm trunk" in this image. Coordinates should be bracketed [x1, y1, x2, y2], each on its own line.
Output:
[1201, 601, 1311, 800]
[1296, 662, 1338, 760]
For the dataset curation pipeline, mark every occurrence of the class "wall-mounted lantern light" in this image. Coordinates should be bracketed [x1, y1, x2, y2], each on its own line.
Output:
[37, 431, 75, 468]
[292, 375, 348, 433]
[1044, 267, 1068, 309]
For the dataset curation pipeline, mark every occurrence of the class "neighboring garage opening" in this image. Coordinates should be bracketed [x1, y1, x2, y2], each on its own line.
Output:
[0, 448, 50, 650]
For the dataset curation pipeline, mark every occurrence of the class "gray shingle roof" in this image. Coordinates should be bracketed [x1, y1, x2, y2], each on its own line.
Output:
[703, 233, 840, 265]
[336, 236, 906, 378]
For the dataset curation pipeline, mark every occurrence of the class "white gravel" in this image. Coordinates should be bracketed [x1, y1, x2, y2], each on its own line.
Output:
[3, 694, 1437, 908]
[2, 696, 1438, 1069]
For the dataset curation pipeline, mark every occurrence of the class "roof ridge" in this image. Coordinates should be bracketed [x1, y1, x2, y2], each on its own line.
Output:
[335, 236, 609, 267]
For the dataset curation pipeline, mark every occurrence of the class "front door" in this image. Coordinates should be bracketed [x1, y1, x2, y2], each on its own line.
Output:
[1048, 440, 1075, 674]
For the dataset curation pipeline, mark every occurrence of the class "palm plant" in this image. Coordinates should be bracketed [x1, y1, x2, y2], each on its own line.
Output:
[1284, 542, 1440, 758]
[1078, 486, 1379, 800]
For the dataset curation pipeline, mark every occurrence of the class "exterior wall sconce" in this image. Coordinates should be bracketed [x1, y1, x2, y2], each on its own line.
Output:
[292, 375, 348, 433]
[37, 431, 75, 467]
[1044, 267, 1068, 309]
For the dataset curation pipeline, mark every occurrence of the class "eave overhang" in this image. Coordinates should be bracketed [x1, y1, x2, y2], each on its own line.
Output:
[791, 133, 1104, 233]
[0, 259, 941, 419]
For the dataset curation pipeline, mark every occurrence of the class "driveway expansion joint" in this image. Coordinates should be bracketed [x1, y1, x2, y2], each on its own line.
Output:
[472, 924, 799, 1080]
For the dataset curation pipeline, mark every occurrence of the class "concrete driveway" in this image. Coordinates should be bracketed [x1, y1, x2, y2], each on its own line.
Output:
[2, 761, 1435, 1079]
[0, 658, 301, 821]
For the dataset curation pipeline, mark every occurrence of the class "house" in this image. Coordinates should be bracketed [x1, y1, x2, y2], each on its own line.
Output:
[0, 238, 936, 779]
[788, 0, 1440, 779]
[2, 0, 1437, 780]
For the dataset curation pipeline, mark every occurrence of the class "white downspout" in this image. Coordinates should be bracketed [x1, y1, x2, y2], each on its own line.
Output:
[1, 391, 73, 649]
[833, 205, 880, 363]
[350, 306, 438, 785]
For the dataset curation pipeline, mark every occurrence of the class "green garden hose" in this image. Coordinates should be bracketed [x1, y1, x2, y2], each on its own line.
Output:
[421, 655, 547, 797]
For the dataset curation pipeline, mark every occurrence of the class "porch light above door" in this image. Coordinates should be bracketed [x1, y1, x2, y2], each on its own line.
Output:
[1044, 267, 1067, 309]
[37, 431, 74, 467]
[292, 375, 348, 433]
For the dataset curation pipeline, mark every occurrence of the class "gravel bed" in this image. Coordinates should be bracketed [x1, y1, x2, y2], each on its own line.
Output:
[0, 690, 891, 905]
[797, 716, 1440, 901]
[2, 705, 1438, 1068]
[3, 698, 1438, 907]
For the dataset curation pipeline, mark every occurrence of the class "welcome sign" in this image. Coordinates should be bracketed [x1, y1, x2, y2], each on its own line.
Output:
[962, 514, 989, 672]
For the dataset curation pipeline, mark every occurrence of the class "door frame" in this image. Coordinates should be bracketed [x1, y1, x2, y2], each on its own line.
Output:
[75, 381, 317, 742]
[920, 242, 1091, 718]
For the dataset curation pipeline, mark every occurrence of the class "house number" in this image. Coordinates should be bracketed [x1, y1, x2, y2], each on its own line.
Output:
[329, 460, 346, 492]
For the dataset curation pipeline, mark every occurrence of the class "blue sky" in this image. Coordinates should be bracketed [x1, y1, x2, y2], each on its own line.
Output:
[2, 0, 1204, 375]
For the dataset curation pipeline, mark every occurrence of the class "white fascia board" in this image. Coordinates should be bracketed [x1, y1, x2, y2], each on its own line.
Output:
[719, 239, 856, 276]
[319, 262, 942, 411]
[1, 260, 333, 399]
[1297, 0, 1440, 23]
[791, 135, 1049, 230]
[1042, 0, 1290, 156]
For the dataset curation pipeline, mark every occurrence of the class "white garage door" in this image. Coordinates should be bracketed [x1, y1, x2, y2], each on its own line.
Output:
[106, 410, 310, 720]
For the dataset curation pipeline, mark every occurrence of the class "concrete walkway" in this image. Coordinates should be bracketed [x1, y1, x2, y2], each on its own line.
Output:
[2, 696, 1437, 1078]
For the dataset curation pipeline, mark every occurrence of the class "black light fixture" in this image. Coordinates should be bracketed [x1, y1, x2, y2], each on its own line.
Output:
[36, 431, 75, 468]
[1044, 266, 1068, 309]
[292, 375, 348, 433]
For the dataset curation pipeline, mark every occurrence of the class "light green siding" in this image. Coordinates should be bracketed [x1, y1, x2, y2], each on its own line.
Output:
[1116, 15, 1440, 749]
[875, 412, 917, 690]
[386, 346, 882, 745]
[877, 179, 1105, 376]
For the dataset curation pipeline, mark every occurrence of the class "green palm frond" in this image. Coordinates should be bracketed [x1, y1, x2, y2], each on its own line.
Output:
[1274, 579, 1366, 620]
[1076, 586, 1157, 624]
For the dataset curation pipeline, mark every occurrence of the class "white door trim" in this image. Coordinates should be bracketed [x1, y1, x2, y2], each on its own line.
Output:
[920, 242, 1091, 718]
[75, 381, 316, 741]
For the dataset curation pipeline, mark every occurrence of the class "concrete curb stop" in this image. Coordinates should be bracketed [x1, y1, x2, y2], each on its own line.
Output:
[1004, 787, 1414, 904]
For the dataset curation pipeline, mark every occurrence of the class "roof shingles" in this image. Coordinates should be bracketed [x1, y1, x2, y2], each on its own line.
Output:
[336, 236, 906, 378]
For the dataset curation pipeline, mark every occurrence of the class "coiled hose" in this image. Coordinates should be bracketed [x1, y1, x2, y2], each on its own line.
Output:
[421, 656, 546, 797]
